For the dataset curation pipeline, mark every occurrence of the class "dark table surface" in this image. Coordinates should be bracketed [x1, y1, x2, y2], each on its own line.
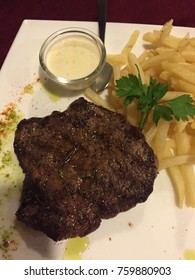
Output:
[1, 0, 195, 68]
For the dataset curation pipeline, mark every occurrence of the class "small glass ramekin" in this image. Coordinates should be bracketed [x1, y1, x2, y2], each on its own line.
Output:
[39, 27, 106, 91]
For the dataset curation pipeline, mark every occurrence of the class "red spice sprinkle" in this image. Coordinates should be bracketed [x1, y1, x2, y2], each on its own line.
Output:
[109, 237, 112, 241]
[0, 103, 17, 137]
[0, 102, 16, 118]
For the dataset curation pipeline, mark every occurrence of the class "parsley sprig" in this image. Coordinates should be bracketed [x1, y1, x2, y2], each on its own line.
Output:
[116, 68, 195, 130]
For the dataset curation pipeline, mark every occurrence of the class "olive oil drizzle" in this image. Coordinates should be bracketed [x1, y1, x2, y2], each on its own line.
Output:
[184, 249, 195, 260]
[62, 237, 89, 260]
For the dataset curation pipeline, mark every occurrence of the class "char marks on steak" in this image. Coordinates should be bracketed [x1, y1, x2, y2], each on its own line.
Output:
[14, 97, 158, 241]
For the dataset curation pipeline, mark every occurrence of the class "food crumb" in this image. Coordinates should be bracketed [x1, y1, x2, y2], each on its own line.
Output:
[109, 237, 112, 241]
[128, 222, 133, 227]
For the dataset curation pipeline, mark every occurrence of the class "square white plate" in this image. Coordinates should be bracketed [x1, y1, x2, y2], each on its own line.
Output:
[0, 20, 195, 260]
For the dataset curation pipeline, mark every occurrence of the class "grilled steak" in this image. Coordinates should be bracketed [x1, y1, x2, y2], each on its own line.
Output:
[14, 97, 158, 241]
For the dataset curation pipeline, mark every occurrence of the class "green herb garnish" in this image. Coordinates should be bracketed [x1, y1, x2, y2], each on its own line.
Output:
[116, 67, 195, 130]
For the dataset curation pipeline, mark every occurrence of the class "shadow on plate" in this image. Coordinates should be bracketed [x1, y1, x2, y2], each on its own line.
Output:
[14, 220, 63, 260]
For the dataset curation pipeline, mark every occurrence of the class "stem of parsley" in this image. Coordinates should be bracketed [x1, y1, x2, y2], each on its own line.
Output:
[139, 108, 152, 131]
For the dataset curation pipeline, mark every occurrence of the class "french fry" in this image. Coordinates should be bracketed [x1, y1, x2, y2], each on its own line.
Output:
[125, 101, 140, 127]
[143, 31, 158, 43]
[159, 155, 195, 170]
[107, 53, 127, 65]
[181, 50, 195, 62]
[160, 145, 185, 207]
[181, 164, 195, 207]
[140, 51, 177, 71]
[138, 50, 153, 64]
[105, 19, 195, 207]
[171, 67, 195, 85]
[84, 88, 114, 111]
[155, 46, 175, 54]
[127, 52, 146, 83]
[167, 165, 185, 207]
[160, 36, 180, 48]
[159, 19, 173, 42]
[121, 30, 140, 55]
[112, 63, 121, 81]
[173, 79, 195, 95]
[152, 119, 171, 159]
[144, 124, 157, 145]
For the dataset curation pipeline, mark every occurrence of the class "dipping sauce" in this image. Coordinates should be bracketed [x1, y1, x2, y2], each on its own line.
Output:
[46, 36, 100, 80]
[39, 28, 106, 90]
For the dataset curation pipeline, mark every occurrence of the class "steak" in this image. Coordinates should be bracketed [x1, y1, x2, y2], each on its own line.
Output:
[14, 97, 158, 241]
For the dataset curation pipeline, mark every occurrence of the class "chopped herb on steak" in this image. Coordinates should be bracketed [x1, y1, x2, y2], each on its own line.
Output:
[14, 97, 158, 241]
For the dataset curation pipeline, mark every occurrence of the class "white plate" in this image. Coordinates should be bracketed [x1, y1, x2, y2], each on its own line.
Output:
[0, 20, 195, 260]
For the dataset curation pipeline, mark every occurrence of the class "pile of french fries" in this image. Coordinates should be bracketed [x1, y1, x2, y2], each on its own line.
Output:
[85, 20, 195, 208]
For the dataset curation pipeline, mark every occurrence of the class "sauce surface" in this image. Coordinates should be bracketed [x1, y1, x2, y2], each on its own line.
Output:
[46, 36, 100, 80]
